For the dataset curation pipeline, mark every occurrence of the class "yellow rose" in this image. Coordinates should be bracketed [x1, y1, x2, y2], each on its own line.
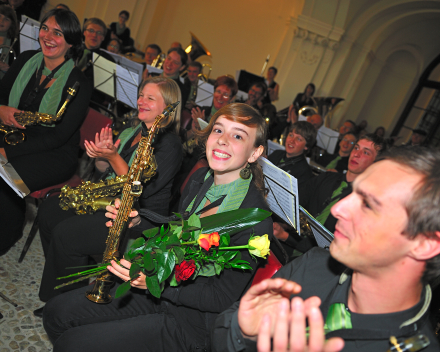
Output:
[248, 234, 270, 259]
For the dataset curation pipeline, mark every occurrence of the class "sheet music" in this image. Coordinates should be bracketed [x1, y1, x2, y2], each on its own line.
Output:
[267, 140, 285, 156]
[0, 154, 30, 198]
[195, 80, 214, 106]
[20, 22, 40, 52]
[300, 206, 334, 250]
[197, 118, 208, 130]
[146, 65, 163, 75]
[92, 52, 116, 98]
[258, 157, 299, 232]
[115, 65, 139, 108]
[102, 49, 143, 85]
[316, 126, 340, 154]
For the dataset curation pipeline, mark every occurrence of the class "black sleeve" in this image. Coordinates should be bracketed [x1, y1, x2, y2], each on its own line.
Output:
[4, 66, 92, 158]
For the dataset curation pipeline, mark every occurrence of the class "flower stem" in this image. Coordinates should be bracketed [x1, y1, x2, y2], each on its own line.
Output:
[180, 241, 196, 245]
[218, 245, 256, 250]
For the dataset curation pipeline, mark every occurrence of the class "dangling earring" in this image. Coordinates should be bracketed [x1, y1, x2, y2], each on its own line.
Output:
[240, 163, 252, 180]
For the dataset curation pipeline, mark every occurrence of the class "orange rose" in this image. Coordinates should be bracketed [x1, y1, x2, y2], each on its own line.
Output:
[197, 232, 220, 251]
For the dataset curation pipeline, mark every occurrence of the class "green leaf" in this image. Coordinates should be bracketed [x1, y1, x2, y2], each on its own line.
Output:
[115, 281, 131, 298]
[197, 263, 216, 277]
[143, 252, 155, 271]
[173, 247, 185, 263]
[199, 208, 271, 236]
[188, 213, 201, 229]
[143, 227, 159, 238]
[181, 231, 191, 241]
[220, 234, 230, 247]
[231, 252, 242, 262]
[124, 250, 136, 261]
[166, 233, 180, 247]
[214, 262, 222, 275]
[157, 251, 176, 283]
[230, 262, 253, 270]
[222, 250, 238, 262]
[145, 274, 162, 298]
[172, 212, 183, 219]
[129, 263, 141, 279]
[129, 237, 146, 250]
[169, 273, 178, 286]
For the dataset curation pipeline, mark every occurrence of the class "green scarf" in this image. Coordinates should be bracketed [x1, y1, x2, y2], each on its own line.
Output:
[315, 181, 348, 226]
[187, 169, 252, 214]
[326, 155, 341, 170]
[9, 52, 74, 117]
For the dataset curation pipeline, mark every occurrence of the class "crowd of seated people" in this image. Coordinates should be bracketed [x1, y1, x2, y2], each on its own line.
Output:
[0, 3, 439, 352]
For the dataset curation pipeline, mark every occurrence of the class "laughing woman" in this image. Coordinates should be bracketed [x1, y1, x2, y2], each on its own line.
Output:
[0, 8, 91, 255]
[43, 103, 274, 352]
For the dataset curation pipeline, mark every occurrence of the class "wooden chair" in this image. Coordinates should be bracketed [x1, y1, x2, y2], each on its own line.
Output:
[18, 108, 112, 262]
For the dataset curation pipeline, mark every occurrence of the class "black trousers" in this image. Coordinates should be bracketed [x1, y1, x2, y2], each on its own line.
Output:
[0, 148, 77, 253]
[43, 284, 198, 352]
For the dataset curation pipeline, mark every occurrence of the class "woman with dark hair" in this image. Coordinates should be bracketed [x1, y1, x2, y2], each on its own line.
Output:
[43, 103, 274, 352]
[287, 83, 316, 123]
[107, 10, 131, 49]
[0, 8, 92, 255]
[0, 4, 18, 79]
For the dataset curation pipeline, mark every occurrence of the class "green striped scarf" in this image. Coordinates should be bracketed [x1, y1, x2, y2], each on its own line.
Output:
[324, 303, 352, 333]
[315, 181, 348, 226]
[186, 169, 252, 214]
[326, 155, 341, 170]
[9, 52, 74, 119]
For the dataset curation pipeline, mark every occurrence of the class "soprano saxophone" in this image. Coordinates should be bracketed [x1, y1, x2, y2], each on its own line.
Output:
[0, 81, 79, 145]
[85, 101, 180, 304]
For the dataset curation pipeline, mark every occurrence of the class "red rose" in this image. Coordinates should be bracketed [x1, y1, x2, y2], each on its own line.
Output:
[174, 259, 196, 282]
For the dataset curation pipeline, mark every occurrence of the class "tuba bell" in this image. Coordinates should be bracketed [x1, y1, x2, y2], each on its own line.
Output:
[184, 32, 211, 62]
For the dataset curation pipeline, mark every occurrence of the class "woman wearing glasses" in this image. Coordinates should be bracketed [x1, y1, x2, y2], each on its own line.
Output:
[316, 132, 357, 173]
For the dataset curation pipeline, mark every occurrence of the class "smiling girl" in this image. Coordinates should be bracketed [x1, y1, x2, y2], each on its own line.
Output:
[42, 103, 274, 352]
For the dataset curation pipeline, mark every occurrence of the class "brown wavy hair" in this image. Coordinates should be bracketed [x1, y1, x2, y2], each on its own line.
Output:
[195, 103, 267, 195]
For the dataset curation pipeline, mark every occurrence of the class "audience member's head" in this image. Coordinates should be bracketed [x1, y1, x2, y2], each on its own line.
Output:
[347, 133, 386, 178]
[304, 83, 315, 97]
[410, 129, 427, 146]
[211, 75, 238, 110]
[170, 41, 182, 49]
[306, 114, 323, 130]
[266, 66, 278, 81]
[284, 121, 317, 158]
[83, 17, 106, 50]
[187, 61, 202, 84]
[374, 126, 385, 138]
[338, 132, 357, 156]
[7, 0, 24, 10]
[0, 4, 18, 40]
[107, 38, 121, 54]
[55, 3, 70, 11]
[247, 82, 267, 106]
[339, 120, 356, 135]
[40, 8, 83, 61]
[118, 10, 129, 26]
[144, 44, 161, 65]
[163, 47, 187, 78]
[376, 146, 440, 283]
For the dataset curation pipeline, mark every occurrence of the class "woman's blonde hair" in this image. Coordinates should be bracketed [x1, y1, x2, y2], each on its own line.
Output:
[196, 103, 267, 195]
[135, 77, 181, 134]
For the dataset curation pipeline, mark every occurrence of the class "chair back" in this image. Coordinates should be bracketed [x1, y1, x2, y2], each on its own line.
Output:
[180, 158, 209, 194]
[80, 108, 113, 151]
[251, 250, 283, 286]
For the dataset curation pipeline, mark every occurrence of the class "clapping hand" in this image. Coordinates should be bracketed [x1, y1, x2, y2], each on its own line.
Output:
[84, 127, 120, 160]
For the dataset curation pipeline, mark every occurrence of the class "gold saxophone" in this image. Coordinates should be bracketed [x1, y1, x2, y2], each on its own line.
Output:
[85, 101, 180, 304]
[0, 82, 79, 145]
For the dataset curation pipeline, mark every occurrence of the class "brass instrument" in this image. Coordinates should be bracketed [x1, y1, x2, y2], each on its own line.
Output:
[0, 82, 79, 145]
[298, 105, 318, 117]
[151, 53, 166, 69]
[85, 101, 180, 304]
[184, 32, 211, 62]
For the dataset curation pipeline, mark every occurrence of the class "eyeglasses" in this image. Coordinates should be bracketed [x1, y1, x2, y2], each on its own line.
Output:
[109, 44, 119, 49]
[86, 28, 104, 37]
[342, 139, 355, 145]
[214, 89, 231, 99]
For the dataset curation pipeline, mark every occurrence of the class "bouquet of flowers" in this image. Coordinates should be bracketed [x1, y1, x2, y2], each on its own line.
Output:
[56, 208, 272, 299]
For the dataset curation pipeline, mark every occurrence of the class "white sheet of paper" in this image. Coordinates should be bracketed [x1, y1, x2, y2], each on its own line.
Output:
[258, 157, 299, 232]
[195, 80, 214, 106]
[146, 65, 163, 75]
[236, 90, 248, 102]
[20, 22, 40, 52]
[316, 126, 340, 154]
[93, 52, 116, 98]
[197, 118, 209, 130]
[115, 65, 139, 108]
[0, 154, 30, 198]
[267, 140, 285, 156]
[103, 49, 143, 85]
